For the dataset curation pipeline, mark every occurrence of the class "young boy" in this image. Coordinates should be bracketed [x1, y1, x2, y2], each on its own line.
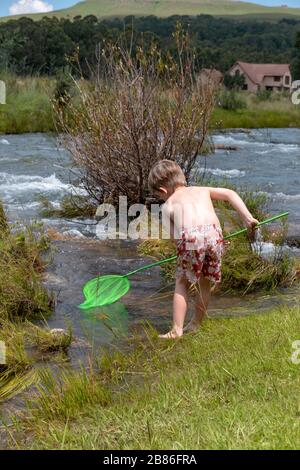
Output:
[148, 159, 259, 339]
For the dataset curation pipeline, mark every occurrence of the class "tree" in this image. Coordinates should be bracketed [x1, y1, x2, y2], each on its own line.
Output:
[54, 29, 216, 210]
[0, 15, 299, 76]
[295, 32, 300, 79]
[224, 71, 246, 90]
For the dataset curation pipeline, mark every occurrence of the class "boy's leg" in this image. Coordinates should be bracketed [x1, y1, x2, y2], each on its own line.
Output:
[184, 275, 211, 332]
[159, 276, 189, 339]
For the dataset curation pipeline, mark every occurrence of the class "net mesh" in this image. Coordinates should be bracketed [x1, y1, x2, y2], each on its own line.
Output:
[79, 275, 131, 310]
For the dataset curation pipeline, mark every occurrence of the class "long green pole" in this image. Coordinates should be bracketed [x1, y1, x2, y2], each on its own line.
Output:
[125, 211, 289, 278]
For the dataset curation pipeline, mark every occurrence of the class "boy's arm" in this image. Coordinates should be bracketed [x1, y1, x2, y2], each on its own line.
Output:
[208, 187, 259, 230]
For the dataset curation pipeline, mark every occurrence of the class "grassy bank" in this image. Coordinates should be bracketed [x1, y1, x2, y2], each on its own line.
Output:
[0, 201, 73, 404]
[0, 213, 51, 321]
[3, 306, 300, 450]
[212, 107, 300, 129]
[0, 75, 299, 134]
[212, 91, 300, 129]
[0, 74, 55, 134]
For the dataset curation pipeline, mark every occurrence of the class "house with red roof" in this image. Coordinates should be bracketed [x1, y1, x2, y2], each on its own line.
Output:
[229, 61, 292, 93]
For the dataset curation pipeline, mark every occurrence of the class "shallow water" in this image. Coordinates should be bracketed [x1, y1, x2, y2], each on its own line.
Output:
[41, 238, 300, 360]
[1, 129, 300, 237]
[0, 130, 299, 350]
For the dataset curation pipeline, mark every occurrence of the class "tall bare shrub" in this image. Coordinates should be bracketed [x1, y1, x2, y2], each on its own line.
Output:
[55, 28, 216, 207]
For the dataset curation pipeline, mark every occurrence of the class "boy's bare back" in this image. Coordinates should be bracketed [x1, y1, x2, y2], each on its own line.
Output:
[163, 186, 221, 239]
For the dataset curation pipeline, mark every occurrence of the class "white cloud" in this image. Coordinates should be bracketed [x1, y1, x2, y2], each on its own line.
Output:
[9, 0, 54, 15]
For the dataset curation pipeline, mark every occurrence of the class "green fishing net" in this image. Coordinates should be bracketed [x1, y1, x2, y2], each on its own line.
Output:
[79, 275, 131, 310]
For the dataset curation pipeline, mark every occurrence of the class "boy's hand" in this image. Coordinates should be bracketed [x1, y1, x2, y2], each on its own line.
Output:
[245, 217, 259, 239]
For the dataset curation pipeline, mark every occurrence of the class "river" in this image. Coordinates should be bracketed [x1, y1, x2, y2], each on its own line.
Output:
[0, 129, 299, 350]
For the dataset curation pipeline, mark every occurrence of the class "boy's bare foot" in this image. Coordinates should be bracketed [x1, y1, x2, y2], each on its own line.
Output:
[159, 328, 183, 339]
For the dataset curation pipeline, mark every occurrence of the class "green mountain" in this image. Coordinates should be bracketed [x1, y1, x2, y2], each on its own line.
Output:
[2, 0, 300, 22]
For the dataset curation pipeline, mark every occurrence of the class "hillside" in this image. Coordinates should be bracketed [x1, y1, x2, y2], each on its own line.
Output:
[2, 0, 300, 22]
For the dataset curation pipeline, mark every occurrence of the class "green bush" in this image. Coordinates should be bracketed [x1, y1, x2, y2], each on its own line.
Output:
[255, 89, 272, 102]
[54, 67, 73, 107]
[217, 89, 247, 111]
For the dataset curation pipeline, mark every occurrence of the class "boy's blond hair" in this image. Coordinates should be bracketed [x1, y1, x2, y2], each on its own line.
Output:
[148, 160, 187, 194]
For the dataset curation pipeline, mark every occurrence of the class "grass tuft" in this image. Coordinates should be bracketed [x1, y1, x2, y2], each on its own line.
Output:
[0, 204, 52, 322]
[38, 194, 97, 219]
[26, 324, 73, 354]
[27, 366, 112, 421]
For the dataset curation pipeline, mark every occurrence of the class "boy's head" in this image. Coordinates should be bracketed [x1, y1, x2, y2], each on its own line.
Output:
[148, 160, 187, 200]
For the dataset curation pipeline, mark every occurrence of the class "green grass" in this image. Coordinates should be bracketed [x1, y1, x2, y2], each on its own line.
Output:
[212, 108, 300, 129]
[0, 74, 55, 134]
[1, 0, 300, 22]
[5, 306, 300, 449]
[0, 201, 64, 403]
[38, 194, 97, 219]
[25, 323, 73, 354]
[0, 320, 73, 404]
[0, 75, 298, 134]
[0, 219, 52, 322]
[212, 91, 300, 129]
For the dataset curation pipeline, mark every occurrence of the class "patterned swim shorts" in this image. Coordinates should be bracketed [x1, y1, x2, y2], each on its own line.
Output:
[176, 224, 224, 284]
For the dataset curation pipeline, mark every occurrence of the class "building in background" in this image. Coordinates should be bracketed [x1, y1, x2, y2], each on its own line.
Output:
[229, 61, 292, 93]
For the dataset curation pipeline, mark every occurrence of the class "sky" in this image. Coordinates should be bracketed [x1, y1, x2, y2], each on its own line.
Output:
[0, 1, 76, 17]
[0, 0, 299, 18]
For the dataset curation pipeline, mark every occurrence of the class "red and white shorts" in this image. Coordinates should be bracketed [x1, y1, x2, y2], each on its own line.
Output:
[176, 224, 224, 284]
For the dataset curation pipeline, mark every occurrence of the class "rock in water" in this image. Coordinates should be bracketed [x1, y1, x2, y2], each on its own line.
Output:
[50, 328, 68, 338]
[62, 229, 86, 239]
